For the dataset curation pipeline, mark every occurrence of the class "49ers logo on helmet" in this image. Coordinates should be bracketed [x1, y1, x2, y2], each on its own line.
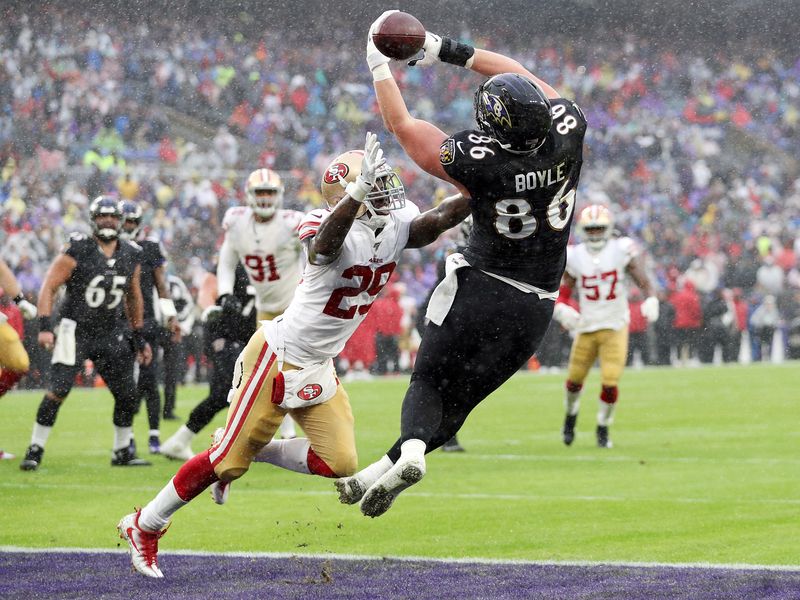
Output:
[323, 163, 349, 185]
[297, 383, 323, 401]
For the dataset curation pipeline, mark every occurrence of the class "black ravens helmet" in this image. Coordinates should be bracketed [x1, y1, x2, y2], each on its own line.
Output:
[474, 73, 552, 154]
[89, 195, 123, 241]
[119, 200, 143, 240]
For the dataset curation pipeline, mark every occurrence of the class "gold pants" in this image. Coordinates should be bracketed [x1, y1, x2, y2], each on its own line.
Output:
[567, 327, 628, 387]
[208, 330, 357, 482]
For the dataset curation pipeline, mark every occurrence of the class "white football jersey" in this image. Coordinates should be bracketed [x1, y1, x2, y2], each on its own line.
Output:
[279, 204, 420, 366]
[221, 206, 304, 313]
[565, 236, 639, 333]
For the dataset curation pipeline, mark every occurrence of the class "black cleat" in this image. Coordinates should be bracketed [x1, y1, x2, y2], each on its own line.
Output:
[111, 447, 152, 466]
[441, 436, 465, 453]
[562, 414, 577, 446]
[162, 412, 179, 421]
[596, 425, 612, 448]
[20, 444, 44, 471]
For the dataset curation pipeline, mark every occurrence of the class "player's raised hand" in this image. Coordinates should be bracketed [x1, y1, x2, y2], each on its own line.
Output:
[408, 32, 442, 67]
[366, 10, 397, 72]
[345, 132, 385, 203]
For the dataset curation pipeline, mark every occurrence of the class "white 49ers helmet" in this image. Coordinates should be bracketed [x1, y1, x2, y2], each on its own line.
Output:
[577, 204, 614, 252]
[320, 150, 406, 229]
[245, 168, 283, 219]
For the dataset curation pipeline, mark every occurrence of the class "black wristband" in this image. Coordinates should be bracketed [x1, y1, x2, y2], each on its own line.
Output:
[38, 315, 53, 333]
[132, 329, 147, 352]
[439, 37, 475, 67]
[12, 293, 24, 305]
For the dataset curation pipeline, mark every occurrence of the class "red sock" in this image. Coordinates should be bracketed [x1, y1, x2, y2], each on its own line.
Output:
[172, 449, 219, 501]
[306, 447, 337, 478]
[0, 370, 23, 398]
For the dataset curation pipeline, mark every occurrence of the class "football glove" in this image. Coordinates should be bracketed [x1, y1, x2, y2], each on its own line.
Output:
[409, 33, 474, 68]
[345, 132, 385, 203]
[408, 32, 442, 67]
[218, 293, 242, 316]
[201, 305, 223, 324]
[14, 295, 37, 319]
[366, 10, 396, 74]
[553, 302, 580, 332]
[640, 296, 660, 323]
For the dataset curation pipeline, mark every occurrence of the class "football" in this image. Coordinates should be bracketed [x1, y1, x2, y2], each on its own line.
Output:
[371, 12, 426, 60]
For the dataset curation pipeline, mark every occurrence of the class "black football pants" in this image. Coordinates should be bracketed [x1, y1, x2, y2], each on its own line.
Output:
[44, 331, 137, 428]
[387, 268, 554, 461]
[185, 338, 242, 434]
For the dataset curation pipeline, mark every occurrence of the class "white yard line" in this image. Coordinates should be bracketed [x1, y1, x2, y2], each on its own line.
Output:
[0, 480, 798, 505]
[1, 545, 798, 571]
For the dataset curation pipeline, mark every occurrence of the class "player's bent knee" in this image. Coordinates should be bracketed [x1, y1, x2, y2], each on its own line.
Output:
[307, 447, 356, 478]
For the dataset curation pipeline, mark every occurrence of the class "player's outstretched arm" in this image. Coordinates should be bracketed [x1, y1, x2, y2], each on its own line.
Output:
[406, 194, 471, 249]
[366, 15, 467, 192]
[311, 133, 384, 264]
[0, 258, 36, 318]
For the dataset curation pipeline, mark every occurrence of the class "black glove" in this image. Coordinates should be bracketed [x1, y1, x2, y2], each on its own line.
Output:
[217, 293, 242, 316]
[132, 328, 148, 352]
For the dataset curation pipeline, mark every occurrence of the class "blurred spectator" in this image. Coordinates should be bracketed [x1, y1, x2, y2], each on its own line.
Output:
[370, 284, 404, 376]
[755, 255, 785, 296]
[749, 295, 781, 362]
[627, 289, 650, 366]
[670, 281, 703, 365]
[698, 288, 733, 364]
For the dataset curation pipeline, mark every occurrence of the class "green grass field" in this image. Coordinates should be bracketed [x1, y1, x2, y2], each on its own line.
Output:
[1, 363, 797, 567]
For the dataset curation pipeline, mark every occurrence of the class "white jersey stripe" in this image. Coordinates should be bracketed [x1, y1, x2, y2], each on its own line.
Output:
[209, 346, 275, 465]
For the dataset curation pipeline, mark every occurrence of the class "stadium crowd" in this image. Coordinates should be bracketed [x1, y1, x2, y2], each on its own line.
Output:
[1, 4, 799, 386]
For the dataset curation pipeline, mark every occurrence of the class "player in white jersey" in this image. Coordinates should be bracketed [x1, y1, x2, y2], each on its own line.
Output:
[217, 168, 303, 439]
[551, 204, 659, 448]
[118, 133, 470, 578]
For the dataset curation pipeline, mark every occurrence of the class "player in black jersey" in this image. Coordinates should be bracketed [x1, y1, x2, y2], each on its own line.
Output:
[120, 201, 180, 454]
[336, 14, 587, 517]
[20, 196, 154, 470]
[159, 263, 256, 461]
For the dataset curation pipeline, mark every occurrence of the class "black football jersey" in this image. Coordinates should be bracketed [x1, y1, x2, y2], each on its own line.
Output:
[130, 238, 166, 321]
[205, 263, 257, 345]
[441, 98, 587, 292]
[59, 233, 141, 334]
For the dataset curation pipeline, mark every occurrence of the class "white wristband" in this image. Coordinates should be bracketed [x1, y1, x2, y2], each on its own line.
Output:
[464, 55, 475, 69]
[372, 63, 393, 82]
[159, 298, 177, 323]
[345, 178, 371, 203]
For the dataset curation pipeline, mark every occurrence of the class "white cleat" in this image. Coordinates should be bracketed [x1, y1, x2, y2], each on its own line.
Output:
[159, 437, 194, 462]
[360, 456, 426, 518]
[208, 428, 230, 505]
[334, 475, 368, 505]
[117, 510, 167, 578]
[209, 480, 230, 505]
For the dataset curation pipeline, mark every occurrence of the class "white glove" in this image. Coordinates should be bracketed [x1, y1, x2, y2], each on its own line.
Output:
[345, 132, 385, 203]
[640, 296, 660, 323]
[201, 305, 222, 323]
[366, 10, 397, 72]
[159, 298, 177, 326]
[553, 302, 580, 332]
[17, 298, 37, 319]
[408, 32, 442, 67]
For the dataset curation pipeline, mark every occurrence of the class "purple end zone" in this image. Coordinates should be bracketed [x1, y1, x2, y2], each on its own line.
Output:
[1, 552, 799, 600]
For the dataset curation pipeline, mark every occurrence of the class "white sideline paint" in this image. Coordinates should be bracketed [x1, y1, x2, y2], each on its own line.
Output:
[1, 545, 798, 572]
[0, 480, 798, 505]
